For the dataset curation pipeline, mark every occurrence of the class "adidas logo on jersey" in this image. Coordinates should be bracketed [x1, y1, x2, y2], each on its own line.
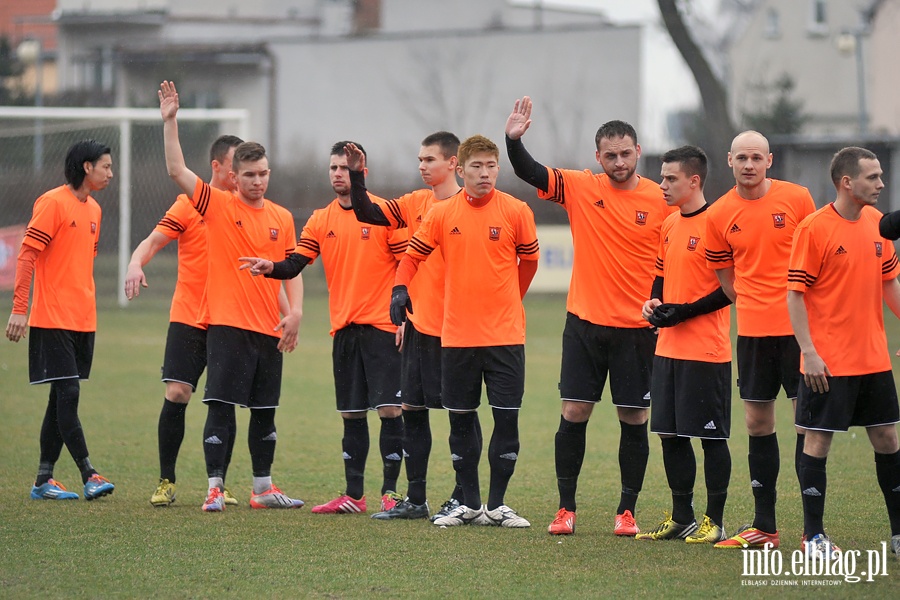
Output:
[594, 199, 605, 208]
[835, 246, 847, 255]
[750, 479, 763, 488]
[703, 421, 716, 430]
[802, 487, 822, 497]
[385, 453, 402, 462]
[204, 435, 223, 445]
[326, 231, 336, 238]
[235, 220, 243, 228]
[730, 224, 742, 233]
[70, 220, 77, 227]
[499, 452, 518, 461]
[450, 227, 461, 235]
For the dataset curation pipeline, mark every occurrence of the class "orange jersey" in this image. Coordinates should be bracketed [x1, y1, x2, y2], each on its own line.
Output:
[189, 179, 295, 337]
[539, 168, 671, 328]
[787, 204, 900, 376]
[153, 196, 208, 328]
[22, 185, 101, 332]
[705, 179, 816, 336]
[655, 207, 731, 363]
[406, 188, 539, 347]
[377, 189, 446, 337]
[296, 196, 407, 336]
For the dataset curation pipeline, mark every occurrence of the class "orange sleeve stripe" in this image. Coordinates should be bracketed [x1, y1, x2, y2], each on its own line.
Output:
[704, 249, 732, 263]
[157, 216, 186, 234]
[884, 254, 900, 274]
[24, 227, 52, 247]
[547, 168, 566, 205]
[408, 237, 435, 256]
[296, 238, 320, 254]
[516, 240, 539, 256]
[383, 199, 407, 229]
[787, 269, 816, 287]
[389, 240, 408, 253]
[194, 181, 211, 216]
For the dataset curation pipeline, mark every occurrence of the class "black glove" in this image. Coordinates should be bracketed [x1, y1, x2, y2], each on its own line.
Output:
[390, 285, 413, 326]
[648, 303, 688, 328]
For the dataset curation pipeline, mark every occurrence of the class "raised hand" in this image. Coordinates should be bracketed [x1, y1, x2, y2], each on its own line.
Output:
[505, 96, 533, 141]
[344, 142, 366, 172]
[158, 80, 180, 121]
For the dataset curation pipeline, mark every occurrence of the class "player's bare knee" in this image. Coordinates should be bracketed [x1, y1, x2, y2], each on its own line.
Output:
[561, 400, 593, 423]
[743, 400, 775, 436]
[866, 424, 900, 454]
[617, 406, 647, 426]
[802, 430, 832, 458]
[165, 382, 192, 404]
[378, 405, 402, 419]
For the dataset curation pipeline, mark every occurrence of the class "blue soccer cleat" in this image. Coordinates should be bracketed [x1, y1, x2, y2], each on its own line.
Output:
[83, 474, 115, 501]
[31, 479, 79, 500]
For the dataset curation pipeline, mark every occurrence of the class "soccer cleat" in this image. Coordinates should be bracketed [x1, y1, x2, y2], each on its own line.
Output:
[222, 487, 239, 506]
[202, 487, 225, 512]
[800, 533, 841, 552]
[483, 505, 531, 528]
[31, 479, 79, 500]
[891, 534, 900, 560]
[614, 509, 640, 536]
[83, 474, 115, 501]
[685, 515, 726, 544]
[150, 479, 176, 507]
[430, 498, 461, 523]
[311, 494, 366, 514]
[635, 513, 698, 541]
[804, 533, 841, 560]
[381, 491, 402, 512]
[714, 525, 779, 549]
[371, 499, 430, 520]
[548, 508, 576, 535]
[249, 484, 304, 509]
[433, 504, 485, 527]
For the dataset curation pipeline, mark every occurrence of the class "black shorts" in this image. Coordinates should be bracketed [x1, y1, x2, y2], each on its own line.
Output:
[28, 327, 94, 384]
[161, 321, 207, 390]
[736, 335, 801, 401]
[796, 371, 900, 432]
[203, 325, 282, 409]
[650, 356, 732, 439]
[333, 324, 401, 412]
[558, 312, 655, 408]
[400, 320, 442, 409]
[441, 345, 525, 411]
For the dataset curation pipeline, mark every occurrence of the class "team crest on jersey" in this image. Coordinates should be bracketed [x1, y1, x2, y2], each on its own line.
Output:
[90, 222, 97, 233]
[772, 213, 786, 229]
[875, 242, 883, 257]
[594, 199, 606, 208]
[269, 228, 279, 241]
[687, 236, 700, 252]
[361, 227, 370, 240]
[489, 226, 501, 241]
[635, 211, 648, 226]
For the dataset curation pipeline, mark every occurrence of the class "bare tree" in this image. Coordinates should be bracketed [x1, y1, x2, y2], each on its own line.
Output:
[657, 0, 737, 199]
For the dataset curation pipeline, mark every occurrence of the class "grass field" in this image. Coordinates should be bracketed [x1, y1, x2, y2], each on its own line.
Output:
[0, 258, 898, 598]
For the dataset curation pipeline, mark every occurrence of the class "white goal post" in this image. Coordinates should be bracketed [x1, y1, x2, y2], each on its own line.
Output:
[0, 106, 249, 307]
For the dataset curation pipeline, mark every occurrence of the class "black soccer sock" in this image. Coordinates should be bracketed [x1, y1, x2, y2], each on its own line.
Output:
[701, 438, 731, 526]
[402, 409, 431, 505]
[617, 420, 649, 515]
[555, 416, 588, 511]
[52, 380, 94, 482]
[379, 415, 404, 495]
[158, 399, 187, 482]
[749, 432, 780, 533]
[487, 408, 520, 511]
[248, 408, 277, 478]
[874, 449, 900, 535]
[223, 409, 237, 483]
[448, 411, 482, 508]
[795, 432, 806, 482]
[661, 436, 696, 524]
[203, 401, 234, 479]
[799, 452, 827, 538]
[342, 417, 369, 500]
[36, 388, 64, 486]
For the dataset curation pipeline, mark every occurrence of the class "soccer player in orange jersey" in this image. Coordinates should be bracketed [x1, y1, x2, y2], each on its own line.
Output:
[390, 134, 540, 528]
[159, 80, 304, 512]
[126, 135, 259, 508]
[506, 97, 670, 536]
[6, 139, 116, 501]
[346, 132, 468, 521]
[635, 146, 733, 543]
[240, 141, 408, 516]
[706, 131, 816, 550]
[787, 147, 900, 559]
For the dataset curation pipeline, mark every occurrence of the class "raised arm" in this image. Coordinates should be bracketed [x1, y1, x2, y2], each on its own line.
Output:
[158, 80, 200, 196]
[125, 231, 172, 300]
[505, 97, 549, 192]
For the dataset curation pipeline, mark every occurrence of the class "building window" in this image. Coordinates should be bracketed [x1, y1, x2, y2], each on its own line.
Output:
[764, 7, 780, 38]
[808, 0, 828, 36]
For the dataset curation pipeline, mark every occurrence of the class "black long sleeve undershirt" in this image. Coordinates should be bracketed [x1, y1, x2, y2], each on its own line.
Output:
[505, 135, 550, 193]
[651, 276, 664, 301]
[349, 170, 391, 227]
[682, 287, 733, 318]
[880, 210, 900, 241]
[265, 253, 312, 280]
